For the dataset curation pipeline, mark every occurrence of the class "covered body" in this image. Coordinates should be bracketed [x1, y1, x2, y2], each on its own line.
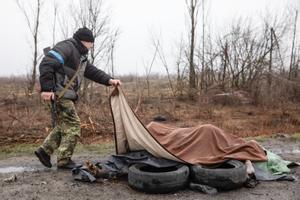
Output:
[110, 88, 267, 165]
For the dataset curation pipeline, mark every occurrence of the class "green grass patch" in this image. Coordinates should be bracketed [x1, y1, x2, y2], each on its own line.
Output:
[245, 135, 270, 142]
[290, 133, 300, 141]
[246, 132, 300, 142]
[0, 144, 40, 160]
[75, 142, 115, 155]
[0, 142, 115, 160]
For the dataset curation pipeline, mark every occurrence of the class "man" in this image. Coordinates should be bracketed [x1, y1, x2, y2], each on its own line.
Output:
[35, 27, 121, 169]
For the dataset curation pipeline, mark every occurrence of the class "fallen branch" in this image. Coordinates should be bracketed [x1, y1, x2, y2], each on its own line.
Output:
[8, 114, 26, 127]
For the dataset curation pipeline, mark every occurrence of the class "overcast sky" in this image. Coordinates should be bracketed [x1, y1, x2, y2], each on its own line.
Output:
[0, 0, 299, 77]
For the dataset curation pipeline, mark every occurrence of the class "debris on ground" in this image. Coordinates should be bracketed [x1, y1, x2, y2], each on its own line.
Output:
[189, 182, 218, 195]
[3, 174, 17, 183]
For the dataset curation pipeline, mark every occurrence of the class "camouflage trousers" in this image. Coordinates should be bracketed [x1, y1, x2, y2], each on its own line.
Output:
[41, 99, 81, 165]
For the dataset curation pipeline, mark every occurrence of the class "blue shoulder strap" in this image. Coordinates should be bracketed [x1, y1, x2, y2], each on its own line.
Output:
[48, 50, 64, 65]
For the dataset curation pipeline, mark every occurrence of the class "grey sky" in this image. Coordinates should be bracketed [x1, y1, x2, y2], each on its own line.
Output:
[0, 0, 299, 76]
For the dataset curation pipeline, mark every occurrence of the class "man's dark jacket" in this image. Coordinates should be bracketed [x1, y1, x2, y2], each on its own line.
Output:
[39, 38, 112, 100]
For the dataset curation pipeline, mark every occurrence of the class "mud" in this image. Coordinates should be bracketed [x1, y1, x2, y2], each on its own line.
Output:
[0, 139, 299, 200]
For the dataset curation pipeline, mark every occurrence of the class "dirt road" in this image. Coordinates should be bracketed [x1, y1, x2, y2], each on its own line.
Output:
[0, 138, 299, 200]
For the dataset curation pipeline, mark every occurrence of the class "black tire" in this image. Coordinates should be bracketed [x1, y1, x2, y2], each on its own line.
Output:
[190, 160, 247, 190]
[128, 164, 189, 193]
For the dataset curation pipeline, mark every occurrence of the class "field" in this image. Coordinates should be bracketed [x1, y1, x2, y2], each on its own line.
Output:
[1, 78, 299, 147]
[0, 78, 300, 199]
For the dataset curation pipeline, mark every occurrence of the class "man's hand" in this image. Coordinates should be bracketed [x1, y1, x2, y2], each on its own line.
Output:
[41, 92, 55, 101]
[109, 79, 122, 86]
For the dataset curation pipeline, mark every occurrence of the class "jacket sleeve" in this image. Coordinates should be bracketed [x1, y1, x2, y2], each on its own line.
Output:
[39, 56, 60, 92]
[39, 41, 72, 92]
[84, 62, 113, 86]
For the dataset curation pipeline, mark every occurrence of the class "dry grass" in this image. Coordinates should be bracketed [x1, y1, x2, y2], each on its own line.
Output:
[0, 77, 299, 146]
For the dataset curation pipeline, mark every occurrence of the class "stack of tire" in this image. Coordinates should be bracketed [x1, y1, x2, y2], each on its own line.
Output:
[128, 160, 247, 193]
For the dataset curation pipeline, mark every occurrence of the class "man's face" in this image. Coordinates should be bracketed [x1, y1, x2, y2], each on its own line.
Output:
[81, 41, 94, 50]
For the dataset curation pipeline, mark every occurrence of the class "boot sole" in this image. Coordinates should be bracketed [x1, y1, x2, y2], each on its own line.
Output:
[34, 151, 52, 168]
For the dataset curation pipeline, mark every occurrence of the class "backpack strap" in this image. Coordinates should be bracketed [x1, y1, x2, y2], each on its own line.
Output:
[57, 60, 84, 99]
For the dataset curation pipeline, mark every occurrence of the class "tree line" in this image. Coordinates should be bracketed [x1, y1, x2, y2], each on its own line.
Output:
[167, 0, 299, 104]
[17, 0, 300, 104]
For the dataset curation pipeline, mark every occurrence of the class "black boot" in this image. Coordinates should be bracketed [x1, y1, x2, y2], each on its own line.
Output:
[57, 160, 82, 170]
[34, 147, 52, 168]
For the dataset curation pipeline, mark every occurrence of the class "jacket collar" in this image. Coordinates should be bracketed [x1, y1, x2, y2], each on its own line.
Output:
[70, 38, 89, 55]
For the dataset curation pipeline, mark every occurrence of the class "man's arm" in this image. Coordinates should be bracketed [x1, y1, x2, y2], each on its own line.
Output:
[84, 63, 121, 86]
[39, 56, 60, 93]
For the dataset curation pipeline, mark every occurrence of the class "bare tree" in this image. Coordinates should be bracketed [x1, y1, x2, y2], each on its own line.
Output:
[142, 36, 160, 97]
[15, 0, 44, 95]
[52, 1, 59, 46]
[201, 0, 205, 90]
[175, 37, 188, 97]
[156, 41, 176, 97]
[289, 10, 298, 80]
[296, 48, 300, 79]
[107, 29, 120, 78]
[268, 28, 274, 95]
[185, 0, 200, 99]
[57, 4, 73, 40]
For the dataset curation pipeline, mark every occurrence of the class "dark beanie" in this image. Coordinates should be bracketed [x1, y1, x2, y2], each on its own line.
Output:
[73, 27, 95, 43]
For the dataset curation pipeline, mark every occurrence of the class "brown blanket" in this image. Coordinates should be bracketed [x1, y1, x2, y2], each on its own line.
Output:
[110, 87, 267, 165]
[146, 122, 267, 165]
